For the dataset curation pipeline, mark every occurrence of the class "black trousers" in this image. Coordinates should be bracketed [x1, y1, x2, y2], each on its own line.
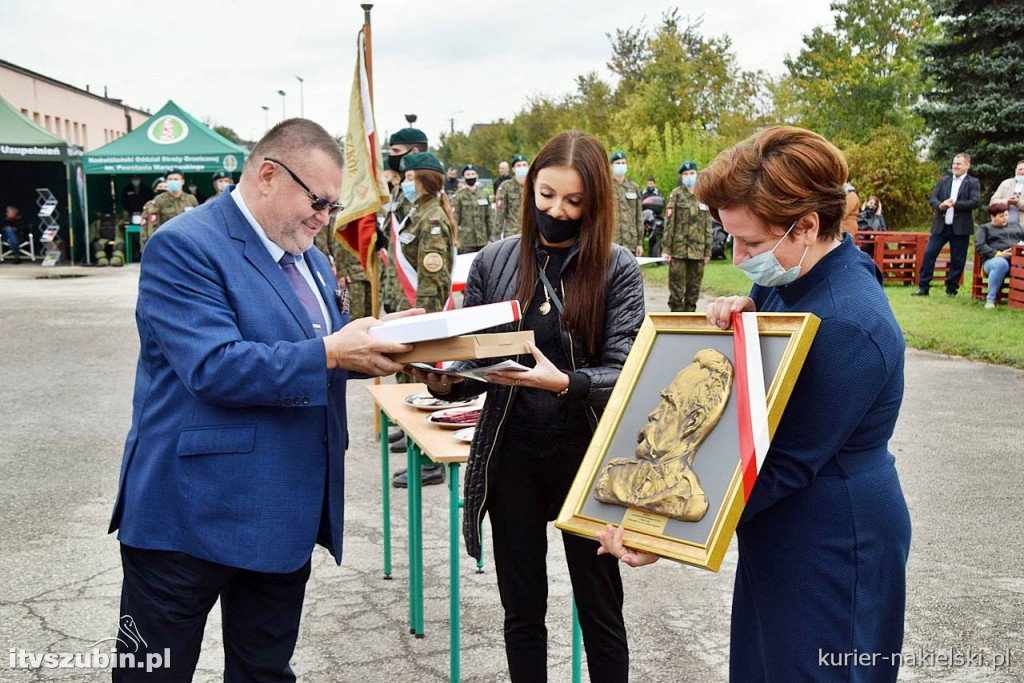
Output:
[488, 441, 629, 682]
[114, 544, 310, 682]
[918, 227, 969, 292]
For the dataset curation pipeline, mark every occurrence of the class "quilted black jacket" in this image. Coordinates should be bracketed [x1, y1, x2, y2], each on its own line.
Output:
[434, 236, 646, 560]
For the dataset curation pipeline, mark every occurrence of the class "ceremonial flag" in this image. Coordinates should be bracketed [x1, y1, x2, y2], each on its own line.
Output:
[334, 28, 388, 275]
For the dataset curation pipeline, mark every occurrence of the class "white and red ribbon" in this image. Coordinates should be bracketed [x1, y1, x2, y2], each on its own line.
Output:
[391, 213, 418, 307]
[732, 312, 770, 502]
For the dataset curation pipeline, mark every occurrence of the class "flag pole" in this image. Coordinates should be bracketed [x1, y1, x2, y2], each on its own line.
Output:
[361, 3, 386, 440]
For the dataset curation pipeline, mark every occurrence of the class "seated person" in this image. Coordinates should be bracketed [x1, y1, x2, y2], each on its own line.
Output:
[1, 205, 27, 264]
[975, 203, 1024, 309]
[89, 212, 126, 267]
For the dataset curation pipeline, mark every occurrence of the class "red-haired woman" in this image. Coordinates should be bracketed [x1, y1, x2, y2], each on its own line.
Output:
[416, 130, 645, 681]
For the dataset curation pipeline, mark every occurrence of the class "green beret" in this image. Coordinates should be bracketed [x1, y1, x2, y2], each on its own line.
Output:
[212, 169, 232, 181]
[511, 155, 528, 165]
[389, 127, 428, 146]
[679, 160, 698, 173]
[151, 176, 166, 190]
[165, 167, 185, 178]
[609, 150, 626, 163]
[400, 152, 444, 174]
[460, 164, 478, 175]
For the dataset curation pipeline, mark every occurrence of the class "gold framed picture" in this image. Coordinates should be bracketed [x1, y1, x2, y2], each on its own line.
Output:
[555, 312, 819, 571]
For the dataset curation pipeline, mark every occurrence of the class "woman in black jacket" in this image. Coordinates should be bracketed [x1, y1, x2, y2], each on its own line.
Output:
[415, 130, 645, 682]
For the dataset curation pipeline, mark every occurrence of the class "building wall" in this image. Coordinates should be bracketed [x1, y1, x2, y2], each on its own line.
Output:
[0, 62, 149, 151]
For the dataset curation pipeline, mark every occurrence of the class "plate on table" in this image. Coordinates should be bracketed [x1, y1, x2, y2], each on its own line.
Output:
[452, 427, 475, 443]
[404, 392, 477, 411]
[426, 407, 481, 429]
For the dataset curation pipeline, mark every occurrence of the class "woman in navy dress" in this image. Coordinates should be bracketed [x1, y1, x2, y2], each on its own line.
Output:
[599, 126, 911, 682]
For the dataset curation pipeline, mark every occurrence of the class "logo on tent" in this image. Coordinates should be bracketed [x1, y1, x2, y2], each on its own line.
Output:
[223, 155, 239, 172]
[147, 115, 189, 145]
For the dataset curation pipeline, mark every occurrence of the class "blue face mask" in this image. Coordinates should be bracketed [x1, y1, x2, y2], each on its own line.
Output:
[514, 165, 528, 180]
[401, 180, 418, 202]
[612, 164, 628, 177]
[681, 174, 696, 188]
[166, 180, 183, 194]
[736, 222, 808, 287]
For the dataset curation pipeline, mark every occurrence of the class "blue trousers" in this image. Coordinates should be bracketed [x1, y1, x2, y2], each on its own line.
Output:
[2, 226, 21, 262]
[982, 256, 1010, 302]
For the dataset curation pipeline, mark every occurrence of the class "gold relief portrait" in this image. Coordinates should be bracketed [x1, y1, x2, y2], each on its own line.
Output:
[593, 348, 734, 522]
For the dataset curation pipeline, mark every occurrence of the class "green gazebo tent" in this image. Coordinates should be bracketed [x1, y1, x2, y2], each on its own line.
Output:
[0, 94, 85, 263]
[84, 99, 248, 175]
[82, 100, 249, 262]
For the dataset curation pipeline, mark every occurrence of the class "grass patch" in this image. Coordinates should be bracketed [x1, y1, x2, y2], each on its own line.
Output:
[643, 256, 1024, 368]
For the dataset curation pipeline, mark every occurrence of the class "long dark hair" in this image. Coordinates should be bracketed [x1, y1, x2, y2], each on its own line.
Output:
[515, 130, 614, 357]
[415, 169, 457, 246]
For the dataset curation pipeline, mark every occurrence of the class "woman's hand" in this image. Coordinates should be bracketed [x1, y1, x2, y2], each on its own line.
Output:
[405, 367, 463, 394]
[596, 524, 660, 568]
[705, 295, 756, 330]
[486, 342, 569, 394]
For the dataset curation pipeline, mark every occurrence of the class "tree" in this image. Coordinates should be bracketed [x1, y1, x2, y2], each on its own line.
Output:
[918, 0, 1024, 194]
[783, 0, 937, 144]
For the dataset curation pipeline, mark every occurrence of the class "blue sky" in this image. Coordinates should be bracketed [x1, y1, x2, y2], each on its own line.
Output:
[5, 0, 835, 145]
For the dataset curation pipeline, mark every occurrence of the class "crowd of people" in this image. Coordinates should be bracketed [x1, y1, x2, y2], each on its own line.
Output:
[100, 117, 918, 682]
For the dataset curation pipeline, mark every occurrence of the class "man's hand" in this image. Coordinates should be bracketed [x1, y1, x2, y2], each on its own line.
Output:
[662, 252, 672, 263]
[635, 245, 644, 257]
[323, 316, 414, 375]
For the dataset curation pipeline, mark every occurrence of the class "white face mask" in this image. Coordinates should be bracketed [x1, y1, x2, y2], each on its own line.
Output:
[612, 164, 628, 178]
[736, 222, 809, 287]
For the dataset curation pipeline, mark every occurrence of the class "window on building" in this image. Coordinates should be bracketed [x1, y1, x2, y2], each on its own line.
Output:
[73, 122, 80, 145]
[44, 115, 52, 131]
[54, 117, 62, 138]
[82, 124, 88, 148]
[33, 112, 40, 124]
[65, 120, 71, 139]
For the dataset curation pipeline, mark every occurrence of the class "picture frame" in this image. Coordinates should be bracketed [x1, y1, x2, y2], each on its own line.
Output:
[555, 312, 820, 571]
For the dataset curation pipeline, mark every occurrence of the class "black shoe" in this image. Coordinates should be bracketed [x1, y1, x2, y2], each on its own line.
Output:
[392, 464, 446, 489]
[388, 428, 405, 444]
[389, 436, 406, 453]
[911, 287, 929, 296]
[945, 290, 957, 298]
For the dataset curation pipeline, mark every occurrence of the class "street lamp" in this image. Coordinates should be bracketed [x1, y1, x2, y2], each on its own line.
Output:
[296, 76, 305, 118]
[277, 90, 286, 120]
[261, 105, 269, 132]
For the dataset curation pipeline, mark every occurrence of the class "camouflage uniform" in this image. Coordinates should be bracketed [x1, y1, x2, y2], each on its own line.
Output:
[493, 178, 525, 241]
[613, 178, 643, 251]
[89, 214, 126, 266]
[313, 228, 372, 321]
[140, 192, 199, 251]
[452, 185, 492, 252]
[395, 195, 453, 313]
[662, 185, 712, 312]
[381, 189, 411, 313]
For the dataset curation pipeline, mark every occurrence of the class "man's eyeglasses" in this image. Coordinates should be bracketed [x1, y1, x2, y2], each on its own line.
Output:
[264, 157, 344, 217]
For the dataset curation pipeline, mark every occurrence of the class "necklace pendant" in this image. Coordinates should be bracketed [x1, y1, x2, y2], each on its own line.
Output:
[539, 301, 551, 315]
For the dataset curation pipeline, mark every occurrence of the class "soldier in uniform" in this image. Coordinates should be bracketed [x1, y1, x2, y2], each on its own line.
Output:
[89, 212, 126, 267]
[392, 151, 456, 488]
[610, 150, 644, 255]
[452, 163, 492, 253]
[493, 154, 528, 241]
[382, 127, 429, 314]
[140, 168, 198, 252]
[661, 160, 712, 312]
[205, 169, 234, 204]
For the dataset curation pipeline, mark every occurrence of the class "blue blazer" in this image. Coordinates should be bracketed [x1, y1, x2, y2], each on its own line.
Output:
[109, 188, 350, 573]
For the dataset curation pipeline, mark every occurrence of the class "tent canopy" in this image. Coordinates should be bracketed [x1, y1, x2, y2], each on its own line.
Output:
[0, 95, 82, 162]
[83, 100, 248, 175]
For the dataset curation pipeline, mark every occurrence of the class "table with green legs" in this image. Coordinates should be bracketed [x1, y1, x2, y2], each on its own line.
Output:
[366, 383, 583, 682]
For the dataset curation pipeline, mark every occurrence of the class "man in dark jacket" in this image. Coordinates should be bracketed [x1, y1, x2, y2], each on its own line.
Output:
[913, 153, 981, 297]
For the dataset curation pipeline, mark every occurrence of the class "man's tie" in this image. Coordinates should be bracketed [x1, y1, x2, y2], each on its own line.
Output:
[279, 252, 328, 338]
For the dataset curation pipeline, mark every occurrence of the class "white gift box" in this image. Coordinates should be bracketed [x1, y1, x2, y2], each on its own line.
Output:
[369, 300, 522, 344]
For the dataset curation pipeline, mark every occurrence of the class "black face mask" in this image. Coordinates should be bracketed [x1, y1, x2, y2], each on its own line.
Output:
[387, 152, 406, 174]
[387, 180, 396, 193]
[465, 177, 477, 187]
[535, 206, 582, 244]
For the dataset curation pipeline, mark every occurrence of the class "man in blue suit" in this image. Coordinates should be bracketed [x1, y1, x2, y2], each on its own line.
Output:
[913, 152, 981, 297]
[109, 119, 416, 681]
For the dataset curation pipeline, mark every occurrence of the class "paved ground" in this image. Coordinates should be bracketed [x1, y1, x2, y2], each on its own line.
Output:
[0, 262, 1021, 682]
